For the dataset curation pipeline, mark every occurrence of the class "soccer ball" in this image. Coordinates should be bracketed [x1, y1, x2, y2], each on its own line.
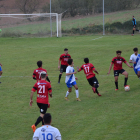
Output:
[124, 86, 130, 91]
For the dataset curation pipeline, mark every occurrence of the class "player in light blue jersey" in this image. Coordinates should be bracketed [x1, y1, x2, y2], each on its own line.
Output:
[129, 48, 140, 79]
[135, 54, 140, 79]
[65, 58, 81, 101]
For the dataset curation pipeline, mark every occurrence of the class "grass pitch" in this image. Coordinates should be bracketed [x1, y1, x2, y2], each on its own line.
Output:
[0, 35, 140, 140]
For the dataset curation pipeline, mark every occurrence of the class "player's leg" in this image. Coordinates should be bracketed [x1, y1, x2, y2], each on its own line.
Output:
[132, 26, 135, 35]
[92, 77, 101, 96]
[137, 68, 140, 79]
[121, 69, 128, 86]
[114, 70, 119, 90]
[73, 82, 81, 101]
[32, 103, 48, 132]
[65, 84, 72, 100]
[0, 66, 2, 83]
[58, 65, 63, 83]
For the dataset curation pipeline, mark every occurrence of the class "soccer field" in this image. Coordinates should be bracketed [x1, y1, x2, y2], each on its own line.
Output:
[0, 35, 140, 140]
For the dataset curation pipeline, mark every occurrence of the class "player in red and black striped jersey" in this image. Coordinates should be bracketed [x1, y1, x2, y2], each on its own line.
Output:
[58, 48, 71, 83]
[107, 50, 133, 90]
[77, 58, 101, 96]
[33, 60, 51, 83]
[30, 71, 52, 132]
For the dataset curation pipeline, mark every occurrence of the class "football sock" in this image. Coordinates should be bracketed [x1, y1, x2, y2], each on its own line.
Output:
[115, 82, 118, 89]
[65, 91, 69, 97]
[124, 78, 128, 86]
[96, 89, 99, 94]
[42, 120, 44, 125]
[35, 116, 43, 126]
[75, 89, 79, 98]
[58, 74, 62, 82]
[133, 30, 134, 34]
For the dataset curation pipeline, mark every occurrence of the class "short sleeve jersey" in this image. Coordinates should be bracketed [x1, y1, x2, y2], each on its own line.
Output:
[33, 125, 61, 140]
[135, 54, 140, 69]
[32, 80, 52, 104]
[33, 68, 48, 82]
[78, 63, 95, 79]
[130, 53, 138, 67]
[59, 54, 71, 66]
[65, 66, 76, 84]
[111, 57, 126, 70]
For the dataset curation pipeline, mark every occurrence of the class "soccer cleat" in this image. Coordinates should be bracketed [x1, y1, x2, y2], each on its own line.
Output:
[92, 87, 96, 93]
[97, 93, 101, 96]
[115, 89, 118, 91]
[65, 97, 69, 101]
[31, 125, 36, 133]
[58, 81, 60, 84]
[76, 98, 81, 101]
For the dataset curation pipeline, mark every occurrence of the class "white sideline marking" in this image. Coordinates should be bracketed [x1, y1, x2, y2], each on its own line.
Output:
[1, 75, 136, 78]
[92, 36, 103, 40]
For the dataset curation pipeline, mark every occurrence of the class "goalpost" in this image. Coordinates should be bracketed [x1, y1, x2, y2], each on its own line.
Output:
[0, 13, 62, 37]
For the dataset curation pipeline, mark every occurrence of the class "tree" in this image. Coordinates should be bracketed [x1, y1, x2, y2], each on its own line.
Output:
[15, 0, 40, 14]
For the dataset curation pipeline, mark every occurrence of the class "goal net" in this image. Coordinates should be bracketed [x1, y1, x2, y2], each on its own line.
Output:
[0, 13, 62, 37]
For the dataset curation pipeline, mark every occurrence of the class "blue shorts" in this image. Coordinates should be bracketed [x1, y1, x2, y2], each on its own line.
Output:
[0, 66, 2, 71]
[66, 81, 77, 88]
[134, 67, 140, 74]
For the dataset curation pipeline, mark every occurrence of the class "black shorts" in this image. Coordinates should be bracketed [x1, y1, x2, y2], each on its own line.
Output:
[60, 65, 67, 73]
[37, 103, 48, 114]
[87, 76, 99, 87]
[114, 69, 125, 77]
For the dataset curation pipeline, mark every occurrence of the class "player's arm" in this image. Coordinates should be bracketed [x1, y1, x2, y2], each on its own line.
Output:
[107, 63, 113, 74]
[125, 62, 133, 68]
[33, 71, 36, 80]
[93, 69, 99, 74]
[48, 83, 52, 97]
[46, 76, 51, 82]
[77, 66, 82, 72]
[30, 91, 34, 106]
[0, 63, 2, 66]
[66, 71, 77, 75]
[58, 55, 62, 69]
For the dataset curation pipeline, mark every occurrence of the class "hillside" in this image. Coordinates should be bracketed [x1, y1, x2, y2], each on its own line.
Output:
[0, 0, 49, 14]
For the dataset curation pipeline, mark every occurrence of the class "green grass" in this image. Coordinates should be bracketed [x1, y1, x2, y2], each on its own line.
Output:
[1, 8, 140, 35]
[0, 35, 140, 140]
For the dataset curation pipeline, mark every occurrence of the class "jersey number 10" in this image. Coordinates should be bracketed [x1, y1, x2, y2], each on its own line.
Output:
[42, 133, 53, 140]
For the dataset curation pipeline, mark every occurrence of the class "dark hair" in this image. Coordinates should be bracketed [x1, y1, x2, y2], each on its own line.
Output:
[116, 50, 122, 54]
[84, 58, 89, 63]
[64, 48, 68, 51]
[37, 60, 42, 68]
[43, 113, 51, 124]
[68, 58, 73, 65]
[41, 73, 46, 78]
[133, 47, 138, 52]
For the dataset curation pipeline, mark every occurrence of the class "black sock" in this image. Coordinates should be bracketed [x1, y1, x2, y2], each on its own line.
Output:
[115, 82, 118, 89]
[58, 74, 62, 82]
[42, 120, 44, 125]
[124, 78, 128, 86]
[35, 116, 43, 126]
[96, 89, 99, 94]
[133, 30, 134, 34]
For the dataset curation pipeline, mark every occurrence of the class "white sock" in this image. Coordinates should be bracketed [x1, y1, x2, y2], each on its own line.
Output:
[65, 91, 69, 97]
[75, 90, 79, 98]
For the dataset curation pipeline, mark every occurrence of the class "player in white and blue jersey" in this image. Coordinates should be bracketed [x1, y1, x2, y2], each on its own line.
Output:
[65, 59, 81, 101]
[132, 16, 140, 35]
[0, 62, 2, 83]
[33, 113, 61, 140]
[129, 48, 140, 78]
[135, 54, 140, 78]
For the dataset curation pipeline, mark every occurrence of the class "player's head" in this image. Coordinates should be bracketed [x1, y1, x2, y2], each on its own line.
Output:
[132, 16, 134, 18]
[37, 60, 42, 68]
[43, 113, 52, 125]
[68, 58, 73, 65]
[116, 50, 122, 58]
[40, 71, 47, 79]
[84, 58, 89, 64]
[64, 48, 68, 55]
[133, 47, 138, 54]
